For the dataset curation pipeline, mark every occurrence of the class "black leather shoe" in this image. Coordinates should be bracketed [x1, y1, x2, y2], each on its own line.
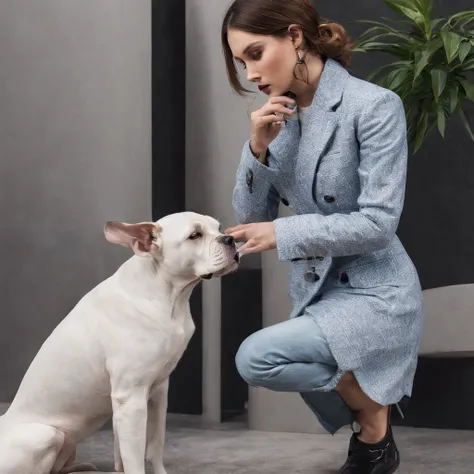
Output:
[339, 425, 400, 474]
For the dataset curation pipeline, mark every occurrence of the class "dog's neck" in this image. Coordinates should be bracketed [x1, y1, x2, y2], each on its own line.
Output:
[115, 256, 200, 317]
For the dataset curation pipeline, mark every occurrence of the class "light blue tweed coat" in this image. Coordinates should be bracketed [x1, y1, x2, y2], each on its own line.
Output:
[232, 58, 424, 433]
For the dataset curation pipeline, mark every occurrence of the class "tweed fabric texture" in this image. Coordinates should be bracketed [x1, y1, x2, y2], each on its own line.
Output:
[232, 59, 424, 433]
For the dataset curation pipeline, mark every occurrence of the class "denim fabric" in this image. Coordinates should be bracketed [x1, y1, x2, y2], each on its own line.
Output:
[235, 313, 356, 434]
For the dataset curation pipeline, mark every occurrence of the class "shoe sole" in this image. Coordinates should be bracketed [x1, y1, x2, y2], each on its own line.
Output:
[385, 453, 401, 474]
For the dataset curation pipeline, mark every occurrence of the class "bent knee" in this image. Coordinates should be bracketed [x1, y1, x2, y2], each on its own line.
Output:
[235, 331, 274, 387]
[0, 423, 65, 473]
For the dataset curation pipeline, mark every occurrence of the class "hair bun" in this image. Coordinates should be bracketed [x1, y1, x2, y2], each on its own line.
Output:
[315, 23, 354, 67]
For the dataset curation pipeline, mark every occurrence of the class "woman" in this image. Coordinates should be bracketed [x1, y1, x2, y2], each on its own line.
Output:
[221, 1, 424, 473]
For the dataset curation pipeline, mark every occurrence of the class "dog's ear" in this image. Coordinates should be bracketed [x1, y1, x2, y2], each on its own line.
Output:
[104, 221, 162, 256]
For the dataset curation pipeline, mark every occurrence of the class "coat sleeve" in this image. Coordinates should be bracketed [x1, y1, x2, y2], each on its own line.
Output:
[232, 140, 281, 224]
[273, 90, 408, 261]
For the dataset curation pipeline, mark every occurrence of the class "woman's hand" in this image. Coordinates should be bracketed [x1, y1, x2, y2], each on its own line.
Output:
[250, 96, 296, 157]
[225, 222, 277, 255]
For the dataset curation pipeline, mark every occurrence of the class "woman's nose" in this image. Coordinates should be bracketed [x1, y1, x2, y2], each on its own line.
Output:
[247, 69, 260, 83]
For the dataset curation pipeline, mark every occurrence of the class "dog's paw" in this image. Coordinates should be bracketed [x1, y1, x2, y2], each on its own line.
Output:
[60, 463, 99, 473]
[152, 463, 168, 474]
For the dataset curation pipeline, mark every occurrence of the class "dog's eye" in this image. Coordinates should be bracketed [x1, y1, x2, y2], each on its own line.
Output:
[188, 231, 202, 240]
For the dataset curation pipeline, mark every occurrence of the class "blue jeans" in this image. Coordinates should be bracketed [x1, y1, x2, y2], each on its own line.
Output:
[235, 314, 356, 434]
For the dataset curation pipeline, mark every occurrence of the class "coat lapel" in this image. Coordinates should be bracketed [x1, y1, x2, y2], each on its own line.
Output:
[295, 59, 349, 211]
[268, 115, 300, 172]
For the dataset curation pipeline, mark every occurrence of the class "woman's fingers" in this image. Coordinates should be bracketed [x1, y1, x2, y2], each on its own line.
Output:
[238, 240, 259, 255]
[259, 103, 295, 118]
[227, 228, 248, 242]
[258, 115, 287, 126]
[225, 223, 250, 234]
[268, 96, 296, 107]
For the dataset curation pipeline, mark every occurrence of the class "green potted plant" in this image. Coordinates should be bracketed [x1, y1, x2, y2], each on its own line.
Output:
[354, 0, 474, 153]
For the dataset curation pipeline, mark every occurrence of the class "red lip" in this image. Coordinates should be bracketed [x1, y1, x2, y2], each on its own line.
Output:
[258, 84, 270, 92]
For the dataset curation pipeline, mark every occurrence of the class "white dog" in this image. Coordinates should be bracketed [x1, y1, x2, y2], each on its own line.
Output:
[0, 212, 239, 474]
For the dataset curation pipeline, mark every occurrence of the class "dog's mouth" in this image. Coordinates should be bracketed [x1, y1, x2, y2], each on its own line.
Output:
[200, 253, 240, 280]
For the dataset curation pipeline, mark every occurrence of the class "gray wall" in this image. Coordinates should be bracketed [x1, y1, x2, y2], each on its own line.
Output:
[0, 0, 151, 402]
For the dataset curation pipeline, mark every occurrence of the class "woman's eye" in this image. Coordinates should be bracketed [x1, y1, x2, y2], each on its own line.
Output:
[237, 60, 246, 70]
[189, 232, 202, 240]
[250, 51, 262, 61]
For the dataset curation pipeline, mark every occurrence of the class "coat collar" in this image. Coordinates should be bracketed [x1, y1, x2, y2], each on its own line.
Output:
[273, 59, 350, 213]
[308, 57, 349, 113]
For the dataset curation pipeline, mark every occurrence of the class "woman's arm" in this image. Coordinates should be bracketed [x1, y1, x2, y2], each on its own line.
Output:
[232, 140, 281, 224]
[273, 90, 408, 261]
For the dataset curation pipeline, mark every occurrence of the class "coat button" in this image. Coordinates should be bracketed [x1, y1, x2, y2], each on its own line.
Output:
[340, 272, 349, 284]
[246, 169, 253, 193]
[304, 271, 320, 282]
[324, 195, 335, 203]
[281, 198, 289, 206]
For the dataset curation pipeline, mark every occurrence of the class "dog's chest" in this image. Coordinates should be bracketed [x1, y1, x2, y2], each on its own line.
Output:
[150, 312, 195, 378]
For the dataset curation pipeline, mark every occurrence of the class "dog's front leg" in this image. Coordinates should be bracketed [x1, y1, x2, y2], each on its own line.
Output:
[113, 422, 123, 472]
[146, 378, 169, 474]
[111, 386, 148, 474]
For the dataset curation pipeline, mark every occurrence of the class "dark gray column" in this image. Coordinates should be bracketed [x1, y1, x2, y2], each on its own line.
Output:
[152, 0, 203, 414]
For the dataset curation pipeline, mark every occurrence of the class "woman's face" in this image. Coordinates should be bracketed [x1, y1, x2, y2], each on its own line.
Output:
[227, 28, 298, 97]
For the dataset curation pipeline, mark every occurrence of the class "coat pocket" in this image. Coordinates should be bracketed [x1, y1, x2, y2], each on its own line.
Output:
[334, 258, 400, 289]
[313, 151, 359, 214]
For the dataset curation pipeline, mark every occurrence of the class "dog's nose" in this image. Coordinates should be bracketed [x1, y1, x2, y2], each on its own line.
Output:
[222, 235, 235, 246]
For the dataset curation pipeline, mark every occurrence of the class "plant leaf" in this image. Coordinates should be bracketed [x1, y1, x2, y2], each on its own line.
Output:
[413, 51, 430, 80]
[460, 79, 474, 102]
[431, 68, 448, 100]
[415, 0, 432, 18]
[447, 10, 474, 28]
[356, 31, 420, 49]
[358, 27, 389, 39]
[453, 56, 474, 71]
[355, 33, 392, 47]
[459, 107, 474, 141]
[459, 41, 472, 63]
[448, 85, 460, 114]
[414, 0, 433, 37]
[437, 104, 446, 137]
[413, 106, 429, 153]
[441, 30, 464, 63]
[365, 60, 413, 82]
[462, 57, 474, 70]
[414, 38, 443, 80]
[460, 17, 474, 30]
[357, 20, 398, 34]
[381, 16, 411, 26]
[353, 42, 411, 59]
[430, 18, 444, 31]
[383, 0, 425, 25]
[387, 67, 411, 91]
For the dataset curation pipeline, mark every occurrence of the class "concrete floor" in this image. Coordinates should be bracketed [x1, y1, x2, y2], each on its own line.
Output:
[72, 414, 474, 474]
[1, 403, 473, 473]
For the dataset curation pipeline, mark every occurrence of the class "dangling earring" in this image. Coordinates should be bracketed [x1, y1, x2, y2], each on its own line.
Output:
[293, 47, 309, 84]
[297, 48, 305, 65]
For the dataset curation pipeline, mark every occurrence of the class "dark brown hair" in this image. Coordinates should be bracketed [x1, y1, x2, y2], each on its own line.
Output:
[221, 0, 354, 95]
